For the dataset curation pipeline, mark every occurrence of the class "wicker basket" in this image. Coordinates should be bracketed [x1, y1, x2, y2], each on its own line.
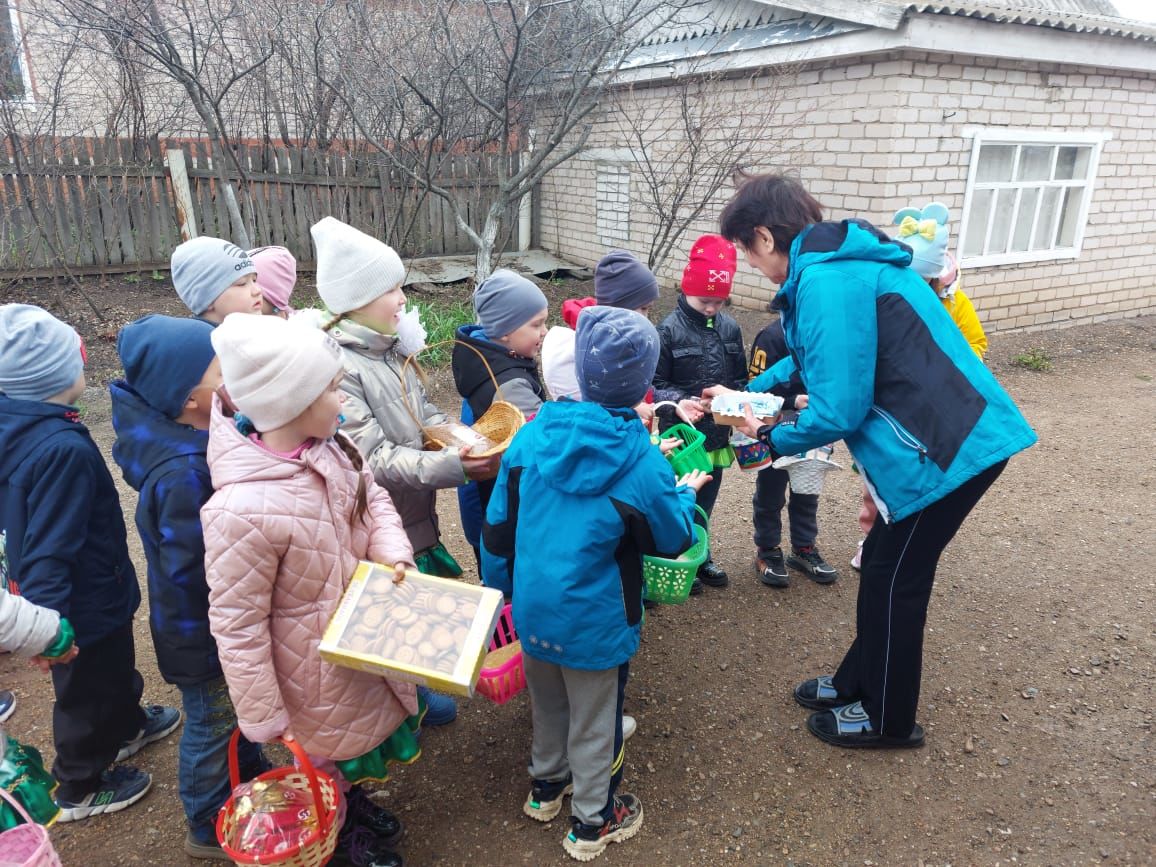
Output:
[216, 732, 340, 867]
[0, 787, 62, 867]
[401, 340, 524, 480]
[771, 448, 843, 495]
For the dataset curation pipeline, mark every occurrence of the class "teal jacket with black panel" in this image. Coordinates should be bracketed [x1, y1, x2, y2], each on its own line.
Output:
[747, 220, 1036, 523]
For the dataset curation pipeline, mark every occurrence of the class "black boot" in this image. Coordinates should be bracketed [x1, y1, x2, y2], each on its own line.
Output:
[697, 558, 729, 587]
[346, 785, 403, 847]
[330, 814, 403, 867]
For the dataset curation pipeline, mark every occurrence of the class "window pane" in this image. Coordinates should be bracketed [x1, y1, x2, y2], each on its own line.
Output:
[989, 188, 1018, 254]
[1017, 146, 1053, 182]
[975, 145, 1016, 183]
[1033, 186, 1062, 250]
[1057, 187, 1085, 247]
[1055, 146, 1091, 180]
[1011, 187, 1040, 252]
[963, 188, 993, 256]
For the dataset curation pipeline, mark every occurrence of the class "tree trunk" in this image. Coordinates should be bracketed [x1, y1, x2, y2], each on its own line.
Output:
[474, 203, 504, 284]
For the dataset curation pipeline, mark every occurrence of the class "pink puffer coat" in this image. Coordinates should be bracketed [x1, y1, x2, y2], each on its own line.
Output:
[202, 403, 418, 761]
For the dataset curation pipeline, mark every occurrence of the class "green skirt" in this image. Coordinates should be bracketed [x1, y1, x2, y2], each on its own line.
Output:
[333, 696, 426, 786]
[413, 542, 463, 579]
[707, 444, 736, 470]
[0, 735, 60, 829]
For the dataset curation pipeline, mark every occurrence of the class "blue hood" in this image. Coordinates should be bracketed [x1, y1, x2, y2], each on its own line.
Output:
[773, 219, 913, 312]
[528, 400, 653, 496]
[109, 381, 208, 492]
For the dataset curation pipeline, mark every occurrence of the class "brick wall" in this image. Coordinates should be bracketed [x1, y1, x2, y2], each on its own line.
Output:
[537, 50, 1156, 333]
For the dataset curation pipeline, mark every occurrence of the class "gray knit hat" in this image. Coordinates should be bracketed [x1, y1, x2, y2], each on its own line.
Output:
[472, 269, 548, 339]
[0, 304, 84, 402]
[311, 217, 406, 315]
[171, 237, 257, 315]
[594, 250, 659, 310]
[575, 306, 659, 408]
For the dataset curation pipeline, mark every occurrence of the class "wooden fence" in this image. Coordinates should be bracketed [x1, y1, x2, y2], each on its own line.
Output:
[0, 135, 520, 277]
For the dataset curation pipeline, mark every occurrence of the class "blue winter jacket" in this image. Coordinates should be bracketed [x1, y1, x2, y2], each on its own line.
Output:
[109, 382, 221, 686]
[0, 396, 140, 646]
[481, 400, 697, 670]
[747, 220, 1037, 523]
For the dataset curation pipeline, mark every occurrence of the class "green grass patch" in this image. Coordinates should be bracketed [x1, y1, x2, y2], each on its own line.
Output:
[411, 297, 474, 367]
[1012, 347, 1053, 372]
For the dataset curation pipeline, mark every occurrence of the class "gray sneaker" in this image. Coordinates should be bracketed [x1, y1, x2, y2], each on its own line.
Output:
[757, 549, 789, 588]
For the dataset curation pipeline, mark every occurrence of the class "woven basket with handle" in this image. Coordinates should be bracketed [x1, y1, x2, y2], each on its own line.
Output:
[401, 340, 524, 479]
[0, 787, 62, 867]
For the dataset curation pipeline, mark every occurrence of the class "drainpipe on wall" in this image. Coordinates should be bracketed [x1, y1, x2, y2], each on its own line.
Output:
[518, 129, 535, 251]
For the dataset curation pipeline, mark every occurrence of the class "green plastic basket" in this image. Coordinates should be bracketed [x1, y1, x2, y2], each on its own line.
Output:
[643, 506, 709, 604]
[664, 423, 713, 475]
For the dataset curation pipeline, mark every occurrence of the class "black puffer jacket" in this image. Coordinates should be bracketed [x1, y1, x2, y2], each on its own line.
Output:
[653, 295, 747, 451]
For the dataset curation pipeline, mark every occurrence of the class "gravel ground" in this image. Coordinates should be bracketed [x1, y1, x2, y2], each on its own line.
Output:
[2, 275, 1153, 866]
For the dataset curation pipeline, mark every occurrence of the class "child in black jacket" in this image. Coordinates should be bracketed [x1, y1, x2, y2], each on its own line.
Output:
[0, 304, 180, 824]
[747, 319, 839, 587]
[654, 235, 747, 591]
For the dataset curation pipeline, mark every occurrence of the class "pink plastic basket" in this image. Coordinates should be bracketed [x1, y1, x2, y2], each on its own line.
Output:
[0, 788, 62, 867]
[474, 604, 526, 704]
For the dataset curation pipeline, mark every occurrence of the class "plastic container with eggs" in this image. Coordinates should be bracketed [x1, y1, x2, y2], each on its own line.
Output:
[320, 561, 505, 697]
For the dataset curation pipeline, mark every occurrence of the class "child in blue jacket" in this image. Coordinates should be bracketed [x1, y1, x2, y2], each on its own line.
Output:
[109, 314, 268, 859]
[0, 305, 179, 824]
[482, 307, 708, 862]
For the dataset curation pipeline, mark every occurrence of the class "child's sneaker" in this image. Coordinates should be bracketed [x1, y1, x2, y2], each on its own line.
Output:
[116, 704, 182, 761]
[56, 765, 152, 822]
[622, 714, 637, 741]
[417, 686, 457, 726]
[850, 539, 864, 571]
[786, 546, 839, 584]
[562, 793, 644, 862]
[756, 548, 789, 588]
[0, 690, 15, 724]
[523, 775, 573, 822]
[184, 831, 231, 861]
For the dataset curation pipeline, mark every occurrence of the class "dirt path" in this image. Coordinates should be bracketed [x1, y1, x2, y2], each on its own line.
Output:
[2, 284, 1153, 865]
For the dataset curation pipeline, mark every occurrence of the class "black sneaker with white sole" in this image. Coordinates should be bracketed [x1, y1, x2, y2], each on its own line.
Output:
[563, 793, 644, 861]
[116, 704, 182, 761]
[56, 765, 152, 822]
[786, 547, 839, 584]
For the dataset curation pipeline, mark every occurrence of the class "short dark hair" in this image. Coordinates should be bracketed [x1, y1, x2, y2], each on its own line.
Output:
[719, 174, 823, 254]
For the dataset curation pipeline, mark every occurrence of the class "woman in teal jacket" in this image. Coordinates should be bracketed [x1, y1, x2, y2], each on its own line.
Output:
[722, 174, 1036, 749]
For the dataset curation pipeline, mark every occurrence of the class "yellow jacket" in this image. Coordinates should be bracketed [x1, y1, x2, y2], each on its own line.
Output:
[942, 277, 987, 359]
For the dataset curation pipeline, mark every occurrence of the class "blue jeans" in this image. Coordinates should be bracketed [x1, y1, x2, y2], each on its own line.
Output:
[177, 677, 267, 844]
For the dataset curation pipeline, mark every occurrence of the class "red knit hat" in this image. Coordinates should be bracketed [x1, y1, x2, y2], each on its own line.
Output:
[681, 234, 737, 297]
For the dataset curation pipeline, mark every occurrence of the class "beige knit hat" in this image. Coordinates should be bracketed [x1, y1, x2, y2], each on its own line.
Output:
[210, 313, 343, 431]
[311, 217, 406, 315]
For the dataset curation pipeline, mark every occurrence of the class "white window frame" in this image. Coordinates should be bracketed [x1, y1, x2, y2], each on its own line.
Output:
[2, 0, 33, 104]
[957, 128, 1111, 269]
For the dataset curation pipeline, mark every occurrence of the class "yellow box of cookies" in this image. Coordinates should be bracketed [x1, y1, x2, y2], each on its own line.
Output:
[320, 561, 505, 697]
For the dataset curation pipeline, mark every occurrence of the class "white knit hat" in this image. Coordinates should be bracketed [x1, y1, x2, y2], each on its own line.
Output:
[311, 217, 406, 315]
[210, 312, 344, 431]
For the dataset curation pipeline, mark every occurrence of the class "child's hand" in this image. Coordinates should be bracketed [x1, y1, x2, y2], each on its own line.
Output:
[677, 398, 705, 423]
[795, 394, 809, 410]
[461, 448, 500, 480]
[676, 469, 713, 492]
[29, 645, 79, 672]
[634, 401, 655, 426]
[392, 562, 409, 584]
[658, 436, 680, 455]
[700, 385, 735, 399]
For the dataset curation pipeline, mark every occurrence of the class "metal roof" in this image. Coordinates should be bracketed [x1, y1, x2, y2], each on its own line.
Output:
[898, 2, 1156, 40]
